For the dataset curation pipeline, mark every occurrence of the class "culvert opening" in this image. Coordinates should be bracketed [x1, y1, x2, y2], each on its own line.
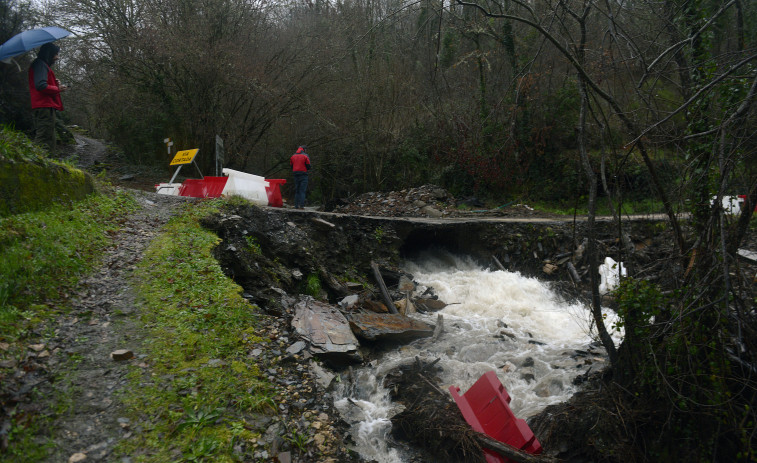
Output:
[400, 227, 483, 261]
[398, 227, 497, 272]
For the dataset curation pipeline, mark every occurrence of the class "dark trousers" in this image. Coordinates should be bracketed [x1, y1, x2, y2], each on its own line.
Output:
[33, 107, 56, 154]
[294, 172, 308, 208]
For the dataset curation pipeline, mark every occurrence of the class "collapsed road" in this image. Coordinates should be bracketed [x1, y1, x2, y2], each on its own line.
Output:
[8, 135, 752, 462]
[11, 138, 755, 461]
[197, 198, 693, 462]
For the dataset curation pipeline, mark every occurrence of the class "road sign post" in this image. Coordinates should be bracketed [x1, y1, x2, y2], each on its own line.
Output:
[215, 135, 224, 177]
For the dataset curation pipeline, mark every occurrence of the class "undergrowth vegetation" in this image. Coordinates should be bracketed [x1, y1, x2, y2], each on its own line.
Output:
[0, 188, 136, 462]
[117, 198, 275, 462]
[0, 125, 53, 164]
[0, 191, 136, 342]
[530, 197, 666, 216]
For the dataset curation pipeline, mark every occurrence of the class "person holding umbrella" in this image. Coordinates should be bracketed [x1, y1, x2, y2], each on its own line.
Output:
[28, 42, 67, 154]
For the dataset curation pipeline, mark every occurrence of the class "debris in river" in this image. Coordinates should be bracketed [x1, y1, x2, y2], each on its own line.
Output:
[291, 297, 362, 366]
[385, 358, 554, 463]
[347, 312, 434, 342]
[450, 370, 543, 462]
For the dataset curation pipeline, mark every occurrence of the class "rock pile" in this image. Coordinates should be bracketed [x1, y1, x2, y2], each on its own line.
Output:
[243, 313, 359, 462]
[331, 184, 556, 218]
[332, 184, 457, 217]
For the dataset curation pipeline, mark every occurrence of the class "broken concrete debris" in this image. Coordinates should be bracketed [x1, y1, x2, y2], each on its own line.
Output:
[291, 298, 362, 365]
[291, 295, 438, 364]
[347, 312, 434, 342]
[330, 184, 553, 218]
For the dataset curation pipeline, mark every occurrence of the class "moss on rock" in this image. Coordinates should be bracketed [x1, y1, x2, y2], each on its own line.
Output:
[0, 127, 95, 217]
[0, 159, 96, 216]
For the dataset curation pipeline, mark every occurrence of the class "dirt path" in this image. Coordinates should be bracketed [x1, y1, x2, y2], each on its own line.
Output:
[36, 190, 191, 462]
[26, 135, 351, 462]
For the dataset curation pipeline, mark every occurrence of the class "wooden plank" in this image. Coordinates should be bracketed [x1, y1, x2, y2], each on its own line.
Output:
[371, 260, 398, 314]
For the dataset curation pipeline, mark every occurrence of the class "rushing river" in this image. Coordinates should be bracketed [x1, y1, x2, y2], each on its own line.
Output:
[334, 250, 622, 462]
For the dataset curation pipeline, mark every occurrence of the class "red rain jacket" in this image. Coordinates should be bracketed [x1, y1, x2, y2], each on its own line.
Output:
[28, 60, 63, 111]
[290, 148, 311, 172]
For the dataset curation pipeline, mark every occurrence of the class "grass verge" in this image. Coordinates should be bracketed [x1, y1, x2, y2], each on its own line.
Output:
[0, 190, 137, 341]
[115, 198, 275, 462]
[0, 188, 137, 462]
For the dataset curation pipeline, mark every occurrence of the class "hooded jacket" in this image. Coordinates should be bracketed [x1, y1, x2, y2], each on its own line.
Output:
[28, 43, 63, 111]
[290, 146, 311, 173]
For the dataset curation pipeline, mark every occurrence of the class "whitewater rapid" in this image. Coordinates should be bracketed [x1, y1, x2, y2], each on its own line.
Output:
[334, 251, 622, 462]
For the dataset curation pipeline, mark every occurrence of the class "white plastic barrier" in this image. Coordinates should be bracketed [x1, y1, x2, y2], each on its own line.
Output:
[711, 195, 744, 215]
[221, 168, 269, 206]
[598, 256, 627, 295]
[156, 183, 183, 196]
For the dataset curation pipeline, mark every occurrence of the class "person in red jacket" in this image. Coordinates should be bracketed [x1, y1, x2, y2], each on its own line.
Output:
[28, 42, 67, 154]
[290, 146, 311, 209]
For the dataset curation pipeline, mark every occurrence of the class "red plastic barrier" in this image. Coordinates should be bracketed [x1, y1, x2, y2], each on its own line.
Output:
[265, 179, 286, 207]
[449, 371, 542, 463]
[738, 195, 757, 212]
[178, 177, 228, 198]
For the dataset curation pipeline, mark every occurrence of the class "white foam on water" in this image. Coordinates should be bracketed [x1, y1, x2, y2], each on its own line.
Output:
[334, 250, 623, 462]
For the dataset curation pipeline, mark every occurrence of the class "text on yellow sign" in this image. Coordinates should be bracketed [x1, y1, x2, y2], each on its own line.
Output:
[170, 149, 199, 166]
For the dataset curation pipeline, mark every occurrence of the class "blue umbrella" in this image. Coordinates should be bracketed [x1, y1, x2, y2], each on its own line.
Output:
[0, 26, 72, 62]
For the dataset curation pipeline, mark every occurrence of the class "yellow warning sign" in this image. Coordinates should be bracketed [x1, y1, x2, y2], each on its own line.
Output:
[170, 149, 199, 166]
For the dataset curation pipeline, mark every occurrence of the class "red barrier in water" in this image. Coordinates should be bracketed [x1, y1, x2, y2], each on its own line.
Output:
[449, 371, 542, 463]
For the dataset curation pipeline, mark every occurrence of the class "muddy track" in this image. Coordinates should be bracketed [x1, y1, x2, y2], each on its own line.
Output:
[36, 191, 191, 462]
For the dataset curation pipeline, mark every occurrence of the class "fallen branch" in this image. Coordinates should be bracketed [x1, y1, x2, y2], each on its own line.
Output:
[417, 372, 447, 396]
[492, 255, 506, 271]
[566, 262, 581, 285]
[432, 314, 444, 341]
[310, 217, 336, 229]
[475, 432, 558, 463]
[371, 260, 398, 314]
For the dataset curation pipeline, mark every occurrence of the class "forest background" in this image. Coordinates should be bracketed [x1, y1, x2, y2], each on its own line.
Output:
[2, 0, 752, 207]
[2, 0, 757, 460]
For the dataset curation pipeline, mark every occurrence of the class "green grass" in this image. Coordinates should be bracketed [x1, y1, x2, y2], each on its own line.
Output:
[0, 125, 52, 164]
[0, 124, 80, 173]
[115, 198, 275, 462]
[530, 197, 666, 216]
[0, 190, 137, 342]
[304, 273, 322, 298]
[0, 189, 136, 462]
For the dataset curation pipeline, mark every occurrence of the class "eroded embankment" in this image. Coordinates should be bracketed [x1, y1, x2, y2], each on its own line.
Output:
[199, 203, 675, 462]
[201, 204, 670, 309]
